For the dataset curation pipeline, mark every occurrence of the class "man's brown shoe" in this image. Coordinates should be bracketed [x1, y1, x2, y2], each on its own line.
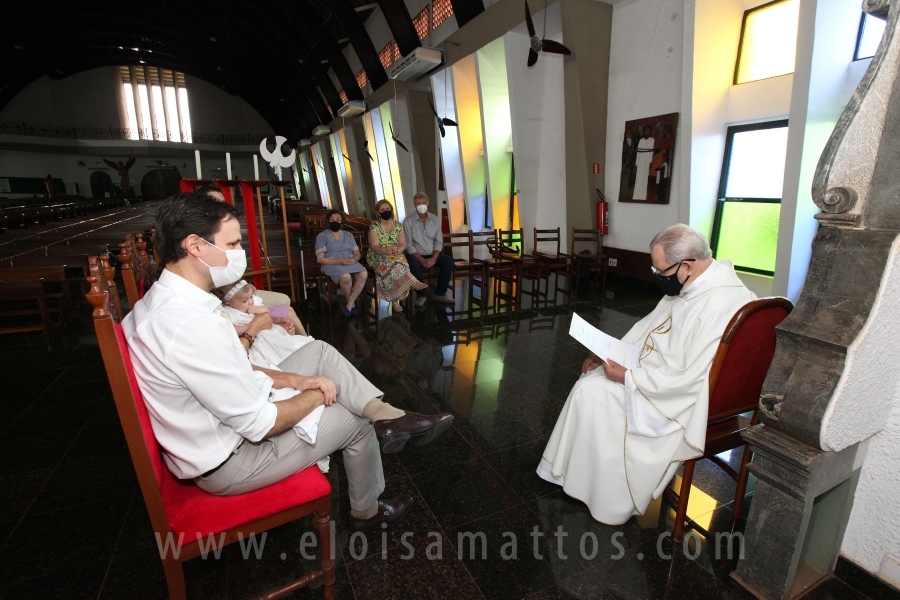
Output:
[346, 495, 414, 533]
[373, 412, 454, 454]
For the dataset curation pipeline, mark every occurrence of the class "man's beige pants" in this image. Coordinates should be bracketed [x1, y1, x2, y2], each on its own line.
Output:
[196, 340, 385, 511]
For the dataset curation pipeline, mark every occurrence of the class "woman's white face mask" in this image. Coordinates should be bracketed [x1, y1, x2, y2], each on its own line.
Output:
[197, 238, 247, 287]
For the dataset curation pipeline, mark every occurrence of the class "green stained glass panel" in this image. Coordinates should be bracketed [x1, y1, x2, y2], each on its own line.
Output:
[715, 201, 780, 273]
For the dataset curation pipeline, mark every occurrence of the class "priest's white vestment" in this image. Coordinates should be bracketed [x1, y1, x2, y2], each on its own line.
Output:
[537, 260, 756, 524]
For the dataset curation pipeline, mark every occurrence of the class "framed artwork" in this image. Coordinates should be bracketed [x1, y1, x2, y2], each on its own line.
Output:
[619, 112, 678, 204]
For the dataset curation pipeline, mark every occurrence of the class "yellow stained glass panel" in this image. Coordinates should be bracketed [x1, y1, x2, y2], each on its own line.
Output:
[735, 0, 799, 84]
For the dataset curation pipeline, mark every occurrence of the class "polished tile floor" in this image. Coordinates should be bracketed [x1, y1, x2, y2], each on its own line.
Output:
[0, 277, 887, 599]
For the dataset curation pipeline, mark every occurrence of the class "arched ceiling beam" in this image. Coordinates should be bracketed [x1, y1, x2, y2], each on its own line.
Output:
[331, 0, 389, 90]
[377, 0, 422, 57]
[449, 0, 485, 28]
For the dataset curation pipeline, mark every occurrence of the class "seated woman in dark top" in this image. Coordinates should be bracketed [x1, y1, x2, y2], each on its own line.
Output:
[316, 210, 368, 317]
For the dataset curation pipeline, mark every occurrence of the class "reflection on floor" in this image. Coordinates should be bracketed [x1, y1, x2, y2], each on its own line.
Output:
[0, 277, 885, 599]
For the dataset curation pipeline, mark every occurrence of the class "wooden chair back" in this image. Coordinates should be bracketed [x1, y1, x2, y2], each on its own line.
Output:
[497, 228, 524, 259]
[533, 227, 562, 257]
[443, 231, 474, 263]
[569, 228, 602, 256]
[707, 297, 793, 423]
[0, 279, 55, 343]
[88, 256, 124, 321]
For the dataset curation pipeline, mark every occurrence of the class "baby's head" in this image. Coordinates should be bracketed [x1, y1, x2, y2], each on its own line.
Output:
[220, 280, 257, 313]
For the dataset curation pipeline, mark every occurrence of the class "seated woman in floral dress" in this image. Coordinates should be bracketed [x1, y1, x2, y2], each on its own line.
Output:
[366, 200, 427, 313]
[316, 210, 368, 317]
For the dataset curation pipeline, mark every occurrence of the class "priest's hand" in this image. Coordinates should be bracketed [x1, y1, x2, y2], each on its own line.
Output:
[602, 359, 626, 384]
[582, 354, 603, 373]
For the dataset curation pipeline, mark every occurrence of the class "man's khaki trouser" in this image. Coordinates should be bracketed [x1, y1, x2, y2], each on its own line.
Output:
[196, 340, 385, 511]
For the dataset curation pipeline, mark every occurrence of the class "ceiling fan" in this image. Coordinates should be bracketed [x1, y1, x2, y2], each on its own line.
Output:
[525, 0, 572, 67]
[362, 140, 375, 162]
[389, 121, 409, 152]
[428, 98, 458, 138]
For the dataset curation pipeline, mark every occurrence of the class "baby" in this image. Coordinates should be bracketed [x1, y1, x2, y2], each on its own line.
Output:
[220, 280, 307, 336]
[218, 280, 314, 368]
[219, 281, 326, 466]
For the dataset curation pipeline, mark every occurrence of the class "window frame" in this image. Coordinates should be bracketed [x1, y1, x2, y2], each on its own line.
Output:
[709, 119, 789, 277]
[733, 0, 796, 86]
[854, 12, 886, 61]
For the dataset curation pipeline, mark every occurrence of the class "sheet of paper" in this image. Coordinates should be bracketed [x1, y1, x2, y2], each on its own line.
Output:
[569, 313, 640, 370]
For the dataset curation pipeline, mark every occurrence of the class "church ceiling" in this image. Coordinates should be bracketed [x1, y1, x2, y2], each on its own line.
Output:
[0, 0, 485, 143]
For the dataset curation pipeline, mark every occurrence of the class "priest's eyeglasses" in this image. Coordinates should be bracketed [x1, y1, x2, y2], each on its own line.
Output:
[650, 258, 695, 277]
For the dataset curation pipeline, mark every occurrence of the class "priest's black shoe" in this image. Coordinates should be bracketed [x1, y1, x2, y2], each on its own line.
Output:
[374, 412, 454, 454]
[346, 495, 415, 533]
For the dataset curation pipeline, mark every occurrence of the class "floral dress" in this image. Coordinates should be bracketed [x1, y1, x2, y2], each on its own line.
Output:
[366, 220, 421, 302]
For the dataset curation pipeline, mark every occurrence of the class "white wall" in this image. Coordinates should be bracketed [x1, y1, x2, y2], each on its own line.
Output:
[506, 3, 568, 253]
[181, 75, 272, 136]
[603, 0, 685, 253]
[820, 235, 900, 588]
[0, 67, 273, 137]
[0, 69, 121, 128]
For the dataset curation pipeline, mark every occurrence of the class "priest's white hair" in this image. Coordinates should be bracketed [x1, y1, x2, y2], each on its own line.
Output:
[650, 224, 712, 264]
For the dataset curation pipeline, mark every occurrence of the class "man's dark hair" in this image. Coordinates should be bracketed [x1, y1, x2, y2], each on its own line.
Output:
[325, 209, 344, 223]
[195, 185, 224, 197]
[155, 192, 239, 266]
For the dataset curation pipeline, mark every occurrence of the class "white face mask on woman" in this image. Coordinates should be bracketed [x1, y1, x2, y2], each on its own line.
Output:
[198, 238, 247, 287]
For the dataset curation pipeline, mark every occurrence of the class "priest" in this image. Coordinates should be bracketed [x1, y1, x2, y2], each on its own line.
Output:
[537, 224, 756, 524]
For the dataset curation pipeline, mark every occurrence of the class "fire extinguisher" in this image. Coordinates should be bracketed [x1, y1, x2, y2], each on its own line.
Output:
[596, 188, 609, 235]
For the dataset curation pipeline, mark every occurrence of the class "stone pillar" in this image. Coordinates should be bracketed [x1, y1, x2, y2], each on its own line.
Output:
[733, 1, 900, 598]
[732, 427, 863, 599]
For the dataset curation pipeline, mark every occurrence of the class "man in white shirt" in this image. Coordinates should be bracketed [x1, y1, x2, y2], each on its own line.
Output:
[537, 224, 756, 524]
[124, 192, 453, 532]
[403, 192, 455, 306]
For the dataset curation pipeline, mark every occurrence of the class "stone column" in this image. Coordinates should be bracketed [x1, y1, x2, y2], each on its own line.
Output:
[734, 1, 900, 598]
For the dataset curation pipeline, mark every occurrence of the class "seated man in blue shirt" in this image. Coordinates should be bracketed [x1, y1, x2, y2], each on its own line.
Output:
[123, 192, 453, 533]
[402, 192, 455, 306]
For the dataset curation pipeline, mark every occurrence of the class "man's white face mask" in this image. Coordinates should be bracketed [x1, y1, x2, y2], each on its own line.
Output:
[416, 204, 428, 214]
[198, 238, 247, 287]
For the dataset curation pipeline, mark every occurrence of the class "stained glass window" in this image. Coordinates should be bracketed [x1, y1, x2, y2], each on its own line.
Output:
[711, 121, 788, 275]
[734, 0, 799, 85]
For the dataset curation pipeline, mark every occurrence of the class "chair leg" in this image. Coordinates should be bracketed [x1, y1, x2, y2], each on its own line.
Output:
[314, 510, 336, 600]
[162, 558, 187, 600]
[732, 444, 753, 519]
[672, 459, 696, 543]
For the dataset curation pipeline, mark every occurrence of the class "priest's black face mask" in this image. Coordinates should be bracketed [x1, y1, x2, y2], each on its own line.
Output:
[652, 259, 695, 297]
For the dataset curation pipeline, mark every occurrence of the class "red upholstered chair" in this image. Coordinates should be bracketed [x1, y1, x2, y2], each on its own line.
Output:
[85, 280, 335, 600]
[665, 297, 793, 542]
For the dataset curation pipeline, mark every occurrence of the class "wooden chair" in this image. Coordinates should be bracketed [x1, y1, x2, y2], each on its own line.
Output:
[528, 227, 572, 306]
[556, 228, 608, 303]
[443, 231, 488, 313]
[471, 229, 517, 285]
[493, 228, 543, 310]
[118, 233, 156, 309]
[0, 280, 56, 344]
[665, 297, 793, 542]
[85, 280, 336, 600]
[0, 266, 74, 324]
